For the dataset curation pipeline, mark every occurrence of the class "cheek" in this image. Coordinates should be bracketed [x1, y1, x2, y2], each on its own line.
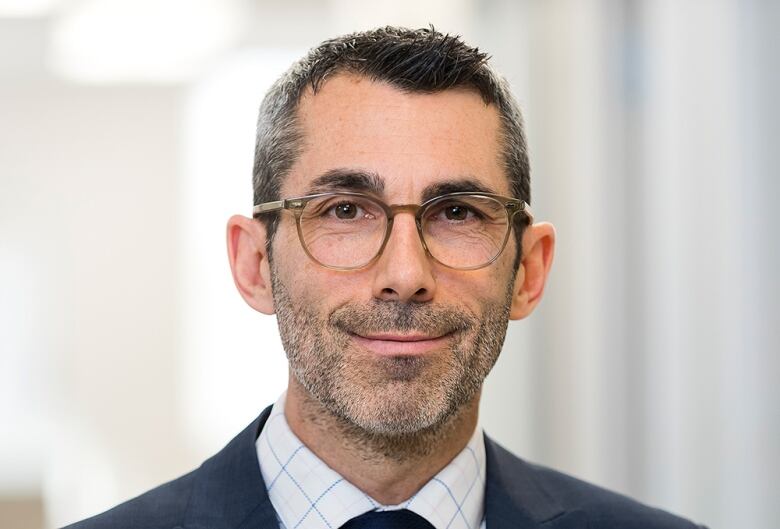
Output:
[274, 221, 317, 278]
[274, 242, 366, 310]
[438, 263, 515, 309]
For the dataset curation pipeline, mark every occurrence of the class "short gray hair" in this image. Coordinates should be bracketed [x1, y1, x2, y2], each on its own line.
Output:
[253, 26, 531, 258]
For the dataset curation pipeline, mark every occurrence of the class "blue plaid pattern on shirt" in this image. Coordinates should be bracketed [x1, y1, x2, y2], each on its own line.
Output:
[256, 394, 487, 529]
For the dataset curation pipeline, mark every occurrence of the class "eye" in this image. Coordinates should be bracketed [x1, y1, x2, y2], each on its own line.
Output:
[431, 201, 482, 222]
[333, 202, 359, 219]
[319, 198, 379, 221]
[443, 204, 471, 221]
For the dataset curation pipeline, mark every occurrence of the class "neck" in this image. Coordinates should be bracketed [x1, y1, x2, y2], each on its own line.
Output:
[284, 375, 480, 505]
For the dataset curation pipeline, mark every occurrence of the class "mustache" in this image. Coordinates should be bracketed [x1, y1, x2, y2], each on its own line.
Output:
[329, 300, 473, 336]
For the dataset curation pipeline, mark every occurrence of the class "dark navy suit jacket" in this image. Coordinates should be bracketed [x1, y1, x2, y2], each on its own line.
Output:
[64, 406, 706, 529]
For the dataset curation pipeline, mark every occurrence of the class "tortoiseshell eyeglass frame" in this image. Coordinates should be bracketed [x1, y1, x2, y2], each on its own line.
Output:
[252, 191, 533, 271]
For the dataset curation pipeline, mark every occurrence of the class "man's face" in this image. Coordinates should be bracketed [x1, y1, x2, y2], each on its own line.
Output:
[270, 74, 519, 435]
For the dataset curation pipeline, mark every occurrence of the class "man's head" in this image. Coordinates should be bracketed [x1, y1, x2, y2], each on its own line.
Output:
[252, 26, 530, 259]
[227, 26, 554, 440]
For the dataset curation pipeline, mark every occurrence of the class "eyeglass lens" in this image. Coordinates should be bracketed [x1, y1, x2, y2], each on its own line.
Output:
[298, 194, 510, 269]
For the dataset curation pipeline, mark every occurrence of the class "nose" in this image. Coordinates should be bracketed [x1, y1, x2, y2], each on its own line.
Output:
[371, 213, 436, 303]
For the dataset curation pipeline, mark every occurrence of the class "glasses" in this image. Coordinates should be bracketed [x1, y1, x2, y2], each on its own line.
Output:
[253, 191, 533, 271]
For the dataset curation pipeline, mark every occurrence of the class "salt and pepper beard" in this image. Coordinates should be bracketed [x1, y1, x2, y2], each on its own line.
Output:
[270, 262, 514, 458]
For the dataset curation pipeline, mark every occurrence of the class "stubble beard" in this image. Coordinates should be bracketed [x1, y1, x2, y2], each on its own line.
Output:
[270, 265, 513, 456]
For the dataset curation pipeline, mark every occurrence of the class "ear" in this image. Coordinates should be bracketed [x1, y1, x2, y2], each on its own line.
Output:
[226, 215, 275, 315]
[509, 222, 555, 320]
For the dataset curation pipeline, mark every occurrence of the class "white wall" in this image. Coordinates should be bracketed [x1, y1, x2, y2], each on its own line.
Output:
[0, 82, 190, 524]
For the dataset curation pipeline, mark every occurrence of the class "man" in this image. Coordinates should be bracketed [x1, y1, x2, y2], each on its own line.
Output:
[67, 27, 705, 529]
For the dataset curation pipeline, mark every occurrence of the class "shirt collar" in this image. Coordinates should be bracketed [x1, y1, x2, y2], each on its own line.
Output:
[256, 393, 486, 529]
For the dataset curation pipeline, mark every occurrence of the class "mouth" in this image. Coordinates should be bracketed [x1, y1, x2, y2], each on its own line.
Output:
[349, 331, 454, 356]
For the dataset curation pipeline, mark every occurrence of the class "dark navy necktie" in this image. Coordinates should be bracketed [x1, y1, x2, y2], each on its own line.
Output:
[340, 509, 435, 529]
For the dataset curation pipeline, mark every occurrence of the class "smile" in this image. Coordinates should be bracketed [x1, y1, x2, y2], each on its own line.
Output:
[349, 332, 453, 356]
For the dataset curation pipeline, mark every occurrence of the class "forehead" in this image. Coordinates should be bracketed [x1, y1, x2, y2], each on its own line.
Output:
[282, 73, 509, 198]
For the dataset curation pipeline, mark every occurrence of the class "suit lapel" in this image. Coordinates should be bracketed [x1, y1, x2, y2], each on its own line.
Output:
[484, 435, 585, 529]
[182, 406, 279, 529]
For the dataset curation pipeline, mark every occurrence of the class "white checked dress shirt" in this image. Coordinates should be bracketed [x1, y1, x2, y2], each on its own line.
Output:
[256, 394, 487, 529]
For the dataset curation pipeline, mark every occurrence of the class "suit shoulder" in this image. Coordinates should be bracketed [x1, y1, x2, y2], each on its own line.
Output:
[527, 461, 705, 528]
[486, 439, 706, 529]
[61, 469, 197, 529]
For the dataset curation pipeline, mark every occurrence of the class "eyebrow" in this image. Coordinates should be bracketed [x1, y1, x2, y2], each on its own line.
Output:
[307, 168, 385, 195]
[420, 179, 497, 203]
[305, 169, 498, 202]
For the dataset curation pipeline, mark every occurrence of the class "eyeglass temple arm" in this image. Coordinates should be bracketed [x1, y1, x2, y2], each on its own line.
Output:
[253, 200, 285, 217]
[511, 201, 534, 224]
[524, 203, 534, 223]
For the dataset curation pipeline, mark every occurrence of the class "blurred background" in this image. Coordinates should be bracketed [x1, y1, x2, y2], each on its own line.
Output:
[1, 0, 777, 527]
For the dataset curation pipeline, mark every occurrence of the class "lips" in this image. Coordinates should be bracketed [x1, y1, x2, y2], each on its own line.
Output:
[358, 332, 446, 342]
[349, 331, 453, 356]
[329, 301, 471, 357]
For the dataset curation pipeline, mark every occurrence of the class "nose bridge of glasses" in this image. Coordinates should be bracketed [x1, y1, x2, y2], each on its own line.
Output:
[387, 203, 422, 218]
[386, 203, 424, 231]
[383, 203, 429, 253]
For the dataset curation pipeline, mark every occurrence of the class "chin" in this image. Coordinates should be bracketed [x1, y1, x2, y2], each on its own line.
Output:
[332, 381, 463, 436]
